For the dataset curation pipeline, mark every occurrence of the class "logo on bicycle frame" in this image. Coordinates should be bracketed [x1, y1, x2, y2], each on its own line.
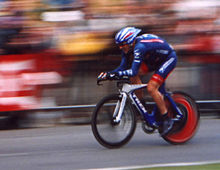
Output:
[132, 93, 147, 114]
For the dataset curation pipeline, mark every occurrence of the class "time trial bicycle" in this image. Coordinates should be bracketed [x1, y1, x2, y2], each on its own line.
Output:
[91, 76, 200, 148]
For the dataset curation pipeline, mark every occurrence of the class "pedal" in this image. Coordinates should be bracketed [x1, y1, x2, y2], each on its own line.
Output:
[142, 122, 155, 134]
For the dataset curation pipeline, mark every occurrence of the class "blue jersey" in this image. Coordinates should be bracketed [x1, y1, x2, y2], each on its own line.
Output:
[111, 34, 175, 77]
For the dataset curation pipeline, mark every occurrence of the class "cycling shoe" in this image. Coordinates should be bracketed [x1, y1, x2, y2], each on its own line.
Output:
[161, 117, 174, 136]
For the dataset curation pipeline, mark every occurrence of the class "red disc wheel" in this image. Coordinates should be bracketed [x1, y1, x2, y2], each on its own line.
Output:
[162, 92, 200, 144]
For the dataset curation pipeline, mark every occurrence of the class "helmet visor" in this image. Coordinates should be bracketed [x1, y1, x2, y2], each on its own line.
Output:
[117, 41, 127, 48]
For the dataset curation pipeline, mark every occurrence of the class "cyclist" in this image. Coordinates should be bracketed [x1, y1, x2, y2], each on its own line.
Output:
[98, 27, 177, 136]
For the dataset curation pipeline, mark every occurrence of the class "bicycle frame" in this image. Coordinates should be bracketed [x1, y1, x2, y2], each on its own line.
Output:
[113, 83, 183, 128]
[92, 79, 199, 148]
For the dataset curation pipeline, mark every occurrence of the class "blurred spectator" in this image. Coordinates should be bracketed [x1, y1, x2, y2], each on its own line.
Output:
[0, 0, 219, 107]
[0, 2, 25, 54]
[5, 22, 54, 54]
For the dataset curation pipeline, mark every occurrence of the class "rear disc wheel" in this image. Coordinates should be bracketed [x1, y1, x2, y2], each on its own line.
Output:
[162, 92, 200, 144]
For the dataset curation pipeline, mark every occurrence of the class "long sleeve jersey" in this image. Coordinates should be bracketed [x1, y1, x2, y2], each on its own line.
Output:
[111, 34, 174, 76]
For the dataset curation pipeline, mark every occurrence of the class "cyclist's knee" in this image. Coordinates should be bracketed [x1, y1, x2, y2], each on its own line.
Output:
[147, 80, 160, 95]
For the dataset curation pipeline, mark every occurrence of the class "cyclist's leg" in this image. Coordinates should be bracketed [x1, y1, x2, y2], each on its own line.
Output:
[147, 80, 167, 114]
[130, 62, 149, 99]
[130, 76, 143, 99]
[148, 52, 177, 134]
[147, 52, 177, 116]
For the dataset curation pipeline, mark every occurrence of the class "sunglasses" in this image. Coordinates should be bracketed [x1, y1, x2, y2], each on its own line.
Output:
[118, 42, 128, 48]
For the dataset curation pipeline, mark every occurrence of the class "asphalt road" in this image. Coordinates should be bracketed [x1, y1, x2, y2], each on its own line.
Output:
[0, 118, 219, 170]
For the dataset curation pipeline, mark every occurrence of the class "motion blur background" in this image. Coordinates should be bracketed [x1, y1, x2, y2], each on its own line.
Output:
[0, 0, 219, 126]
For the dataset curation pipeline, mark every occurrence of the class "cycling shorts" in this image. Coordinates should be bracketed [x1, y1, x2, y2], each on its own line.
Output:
[151, 51, 177, 85]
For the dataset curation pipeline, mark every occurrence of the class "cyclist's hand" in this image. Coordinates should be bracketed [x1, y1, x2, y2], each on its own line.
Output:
[98, 72, 119, 80]
[97, 72, 108, 85]
[106, 72, 119, 80]
[98, 72, 108, 80]
[97, 72, 128, 85]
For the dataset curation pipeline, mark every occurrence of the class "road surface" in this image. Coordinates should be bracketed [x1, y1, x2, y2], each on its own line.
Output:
[0, 118, 219, 170]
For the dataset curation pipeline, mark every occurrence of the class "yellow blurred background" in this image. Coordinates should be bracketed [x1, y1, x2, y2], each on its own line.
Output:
[0, 0, 219, 114]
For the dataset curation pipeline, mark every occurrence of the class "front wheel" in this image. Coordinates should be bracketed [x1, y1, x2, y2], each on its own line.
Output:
[91, 94, 136, 148]
[162, 92, 200, 144]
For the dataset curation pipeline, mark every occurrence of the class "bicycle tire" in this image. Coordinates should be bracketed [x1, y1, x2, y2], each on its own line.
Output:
[162, 91, 200, 144]
[91, 93, 136, 148]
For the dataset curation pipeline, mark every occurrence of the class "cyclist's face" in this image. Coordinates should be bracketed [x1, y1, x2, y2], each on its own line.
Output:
[119, 44, 130, 54]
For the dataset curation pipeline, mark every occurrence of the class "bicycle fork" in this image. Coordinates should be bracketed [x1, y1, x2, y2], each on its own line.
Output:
[112, 92, 127, 123]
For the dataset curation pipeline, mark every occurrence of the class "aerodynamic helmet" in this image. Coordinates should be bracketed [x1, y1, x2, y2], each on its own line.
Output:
[115, 27, 141, 45]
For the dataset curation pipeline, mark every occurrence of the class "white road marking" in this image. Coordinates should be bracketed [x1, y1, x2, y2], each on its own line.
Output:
[86, 160, 220, 170]
[0, 153, 30, 157]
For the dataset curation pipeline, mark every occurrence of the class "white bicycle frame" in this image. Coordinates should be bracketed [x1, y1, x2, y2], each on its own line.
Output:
[113, 83, 148, 123]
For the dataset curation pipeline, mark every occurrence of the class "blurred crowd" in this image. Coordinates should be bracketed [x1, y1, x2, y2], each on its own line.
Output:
[0, 0, 219, 108]
[0, 0, 219, 57]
